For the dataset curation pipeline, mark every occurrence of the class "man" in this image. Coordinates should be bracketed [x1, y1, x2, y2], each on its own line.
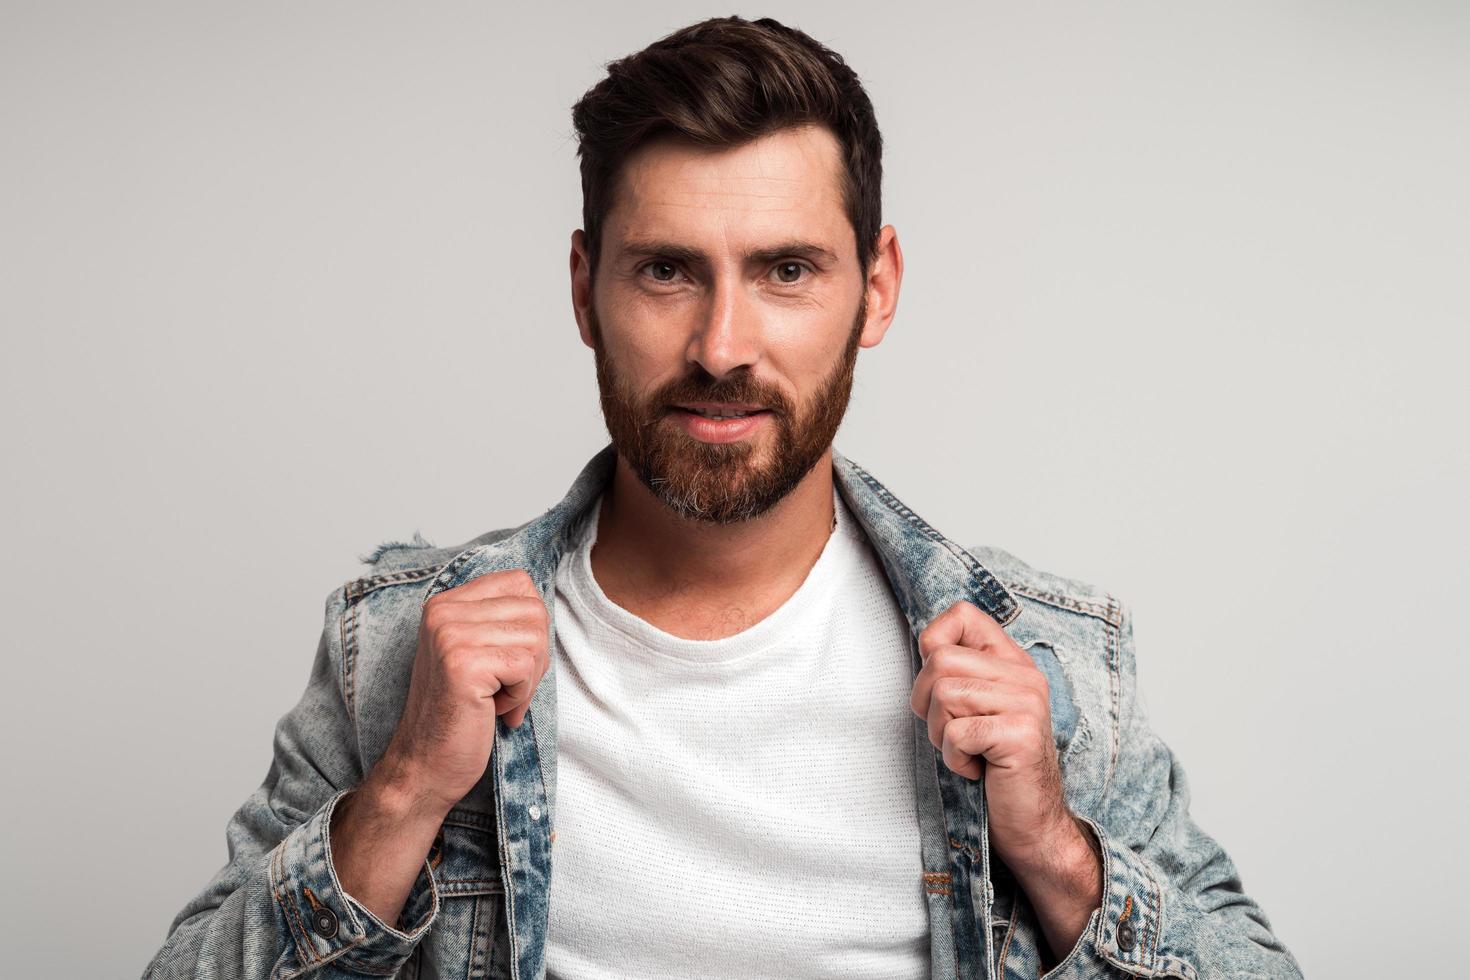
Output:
[144, 16, 1300, 980]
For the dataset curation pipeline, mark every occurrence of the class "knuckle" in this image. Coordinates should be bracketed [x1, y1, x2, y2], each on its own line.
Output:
[948, 599, 981, 625]
[422, 602, 451, 631]
[502, 646, 537, 676]
[429, 620, 463, 650]
[930, 646, 963, 673]
[500, 567, 536, 590]
[1027, 712, 1051, 740]
[504, 595, 548, 627]
[440, 651, 476, 686]
[963, 714, 990, 740]
[441, 640, 478, 668]
[933, 675, 971, 703]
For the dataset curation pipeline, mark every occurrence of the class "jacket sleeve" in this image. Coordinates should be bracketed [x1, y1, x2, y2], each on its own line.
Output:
[141, 585, 442, 980]
[1043, 600, 1302, 980]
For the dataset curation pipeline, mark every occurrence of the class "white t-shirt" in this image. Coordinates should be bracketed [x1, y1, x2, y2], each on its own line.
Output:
[544, 488, 930, 980]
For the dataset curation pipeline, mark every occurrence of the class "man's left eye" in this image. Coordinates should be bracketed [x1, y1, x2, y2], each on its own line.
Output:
[772, 262, 809, 284]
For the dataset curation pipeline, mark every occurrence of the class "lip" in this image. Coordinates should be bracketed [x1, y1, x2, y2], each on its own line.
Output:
[673, 401, 768, 413]
[668, 406, 772, 444]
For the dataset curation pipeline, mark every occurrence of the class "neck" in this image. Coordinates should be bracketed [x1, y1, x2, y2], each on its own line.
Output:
[588, 449, 838, 639]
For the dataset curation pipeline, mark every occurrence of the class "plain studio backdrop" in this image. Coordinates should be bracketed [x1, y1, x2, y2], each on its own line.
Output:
[2, 2, 1466, 977]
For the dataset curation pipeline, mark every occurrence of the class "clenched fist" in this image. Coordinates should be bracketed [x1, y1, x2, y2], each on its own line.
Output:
[909, 599, 1101, 960]
[375, 567, 552, 816]
[910, 599, 1070, 858]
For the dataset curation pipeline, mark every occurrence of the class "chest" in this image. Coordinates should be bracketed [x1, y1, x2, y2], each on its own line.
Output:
[543, 592, 930, 979]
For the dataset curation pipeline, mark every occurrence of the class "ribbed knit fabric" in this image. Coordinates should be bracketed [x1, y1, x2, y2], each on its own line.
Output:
[544, 487, 930, 980]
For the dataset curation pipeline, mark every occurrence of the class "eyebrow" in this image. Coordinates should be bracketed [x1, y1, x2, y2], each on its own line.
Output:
[617, 237, 840, 267]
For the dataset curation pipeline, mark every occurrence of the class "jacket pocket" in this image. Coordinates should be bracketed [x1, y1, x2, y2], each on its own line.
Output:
[411, 813, 505, 980]
[434, 812, 505, 898]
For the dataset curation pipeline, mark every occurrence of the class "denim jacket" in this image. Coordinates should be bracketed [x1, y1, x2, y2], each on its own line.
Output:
[143, 443, 1301, 980]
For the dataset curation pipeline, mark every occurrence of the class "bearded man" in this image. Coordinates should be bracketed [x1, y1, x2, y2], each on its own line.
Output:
[144, 15, 1300, 980]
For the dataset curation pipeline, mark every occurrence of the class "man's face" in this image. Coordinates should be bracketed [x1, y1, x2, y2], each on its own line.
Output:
[578, 124, 881, 525]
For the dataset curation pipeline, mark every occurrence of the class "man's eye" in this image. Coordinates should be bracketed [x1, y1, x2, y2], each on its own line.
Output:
[642, 261, 681, 283]
[771, 261, 809, 284]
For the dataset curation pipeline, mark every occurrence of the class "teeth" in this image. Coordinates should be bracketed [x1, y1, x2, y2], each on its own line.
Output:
[690, 408, 753, 419]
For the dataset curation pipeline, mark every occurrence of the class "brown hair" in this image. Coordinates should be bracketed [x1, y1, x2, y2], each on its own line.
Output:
[571, 15, 883, 283]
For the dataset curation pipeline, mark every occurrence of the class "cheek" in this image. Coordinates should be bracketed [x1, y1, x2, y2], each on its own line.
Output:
[605, 297, 700, 362]
[595, 312, 679, 379]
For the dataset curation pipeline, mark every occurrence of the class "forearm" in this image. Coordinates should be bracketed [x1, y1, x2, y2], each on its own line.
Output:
[1004, 812, 1104, 968]
[330, 763, 450, 932]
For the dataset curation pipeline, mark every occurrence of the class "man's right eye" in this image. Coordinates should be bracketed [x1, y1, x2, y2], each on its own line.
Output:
[641, 261, 681, 283]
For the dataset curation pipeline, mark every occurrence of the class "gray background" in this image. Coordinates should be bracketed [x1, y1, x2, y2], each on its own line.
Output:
[2, 2, 1466, 976]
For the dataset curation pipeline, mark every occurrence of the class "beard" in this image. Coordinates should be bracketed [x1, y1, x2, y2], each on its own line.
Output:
[589, 294, 867, 525]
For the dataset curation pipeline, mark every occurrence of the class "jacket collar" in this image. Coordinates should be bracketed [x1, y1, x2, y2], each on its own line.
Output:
[425, 440, 1021, 631]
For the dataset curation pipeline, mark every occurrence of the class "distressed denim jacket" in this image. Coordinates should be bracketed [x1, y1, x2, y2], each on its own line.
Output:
[143, 443, 1301, 980]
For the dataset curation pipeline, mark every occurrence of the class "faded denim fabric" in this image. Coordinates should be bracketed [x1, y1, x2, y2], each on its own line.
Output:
[143, 443, 1301, 980]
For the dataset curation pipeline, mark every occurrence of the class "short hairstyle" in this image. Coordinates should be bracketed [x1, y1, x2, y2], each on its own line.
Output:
[570, 15, 884, 283]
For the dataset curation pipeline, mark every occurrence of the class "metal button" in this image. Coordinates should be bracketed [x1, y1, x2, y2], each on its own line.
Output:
[1116, 917, 1137, 952]
[528, 804, 542, 820]
[311, 905, 339, 939]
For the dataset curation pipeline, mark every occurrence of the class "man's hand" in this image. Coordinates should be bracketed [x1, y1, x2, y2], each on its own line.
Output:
[332, 568, 551, 931]
[910, 599, 1102, 963]
[377, 567, 553, 815]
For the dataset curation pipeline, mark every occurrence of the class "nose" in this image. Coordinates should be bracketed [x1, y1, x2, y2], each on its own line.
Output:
[685, 276, 762, 380]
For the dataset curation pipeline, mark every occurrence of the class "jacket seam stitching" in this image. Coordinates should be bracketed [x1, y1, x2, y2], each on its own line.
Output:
[846, 462, 1022, 624]
[346, 565, 444, 600]
[271, 839, 321, 970]
[468, 887, 490, 979]
[340, 589, 360, 736]
[995, 898, 1017, 976]
[496, 786, 520, 980]
[1103, 597, 1123, 796]
[440, 878, 506, 891]
[427, 548, 483, 601]
[1147, 855, 1164, 970]
[1003, 583, 1122, 626]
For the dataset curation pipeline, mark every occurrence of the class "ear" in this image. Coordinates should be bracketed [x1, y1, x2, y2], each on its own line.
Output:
[569, 228, 596, 350]
[859, 224, 904, 349]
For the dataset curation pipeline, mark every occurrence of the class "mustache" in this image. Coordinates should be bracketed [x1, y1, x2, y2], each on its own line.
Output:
[653, 374, 792, 414]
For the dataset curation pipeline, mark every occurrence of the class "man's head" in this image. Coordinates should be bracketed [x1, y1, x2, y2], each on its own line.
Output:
[568, 16, 902, 524]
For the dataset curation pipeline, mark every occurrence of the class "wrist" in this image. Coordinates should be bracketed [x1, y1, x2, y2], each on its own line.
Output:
[1003, 812, 1103, 967]
[362, 753, 454, 829]
[330, 765, 446, 935]
[1004, 811, 1103, 907]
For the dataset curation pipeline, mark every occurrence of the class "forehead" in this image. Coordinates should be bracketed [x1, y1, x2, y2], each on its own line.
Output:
[604, 123, 853, 255]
